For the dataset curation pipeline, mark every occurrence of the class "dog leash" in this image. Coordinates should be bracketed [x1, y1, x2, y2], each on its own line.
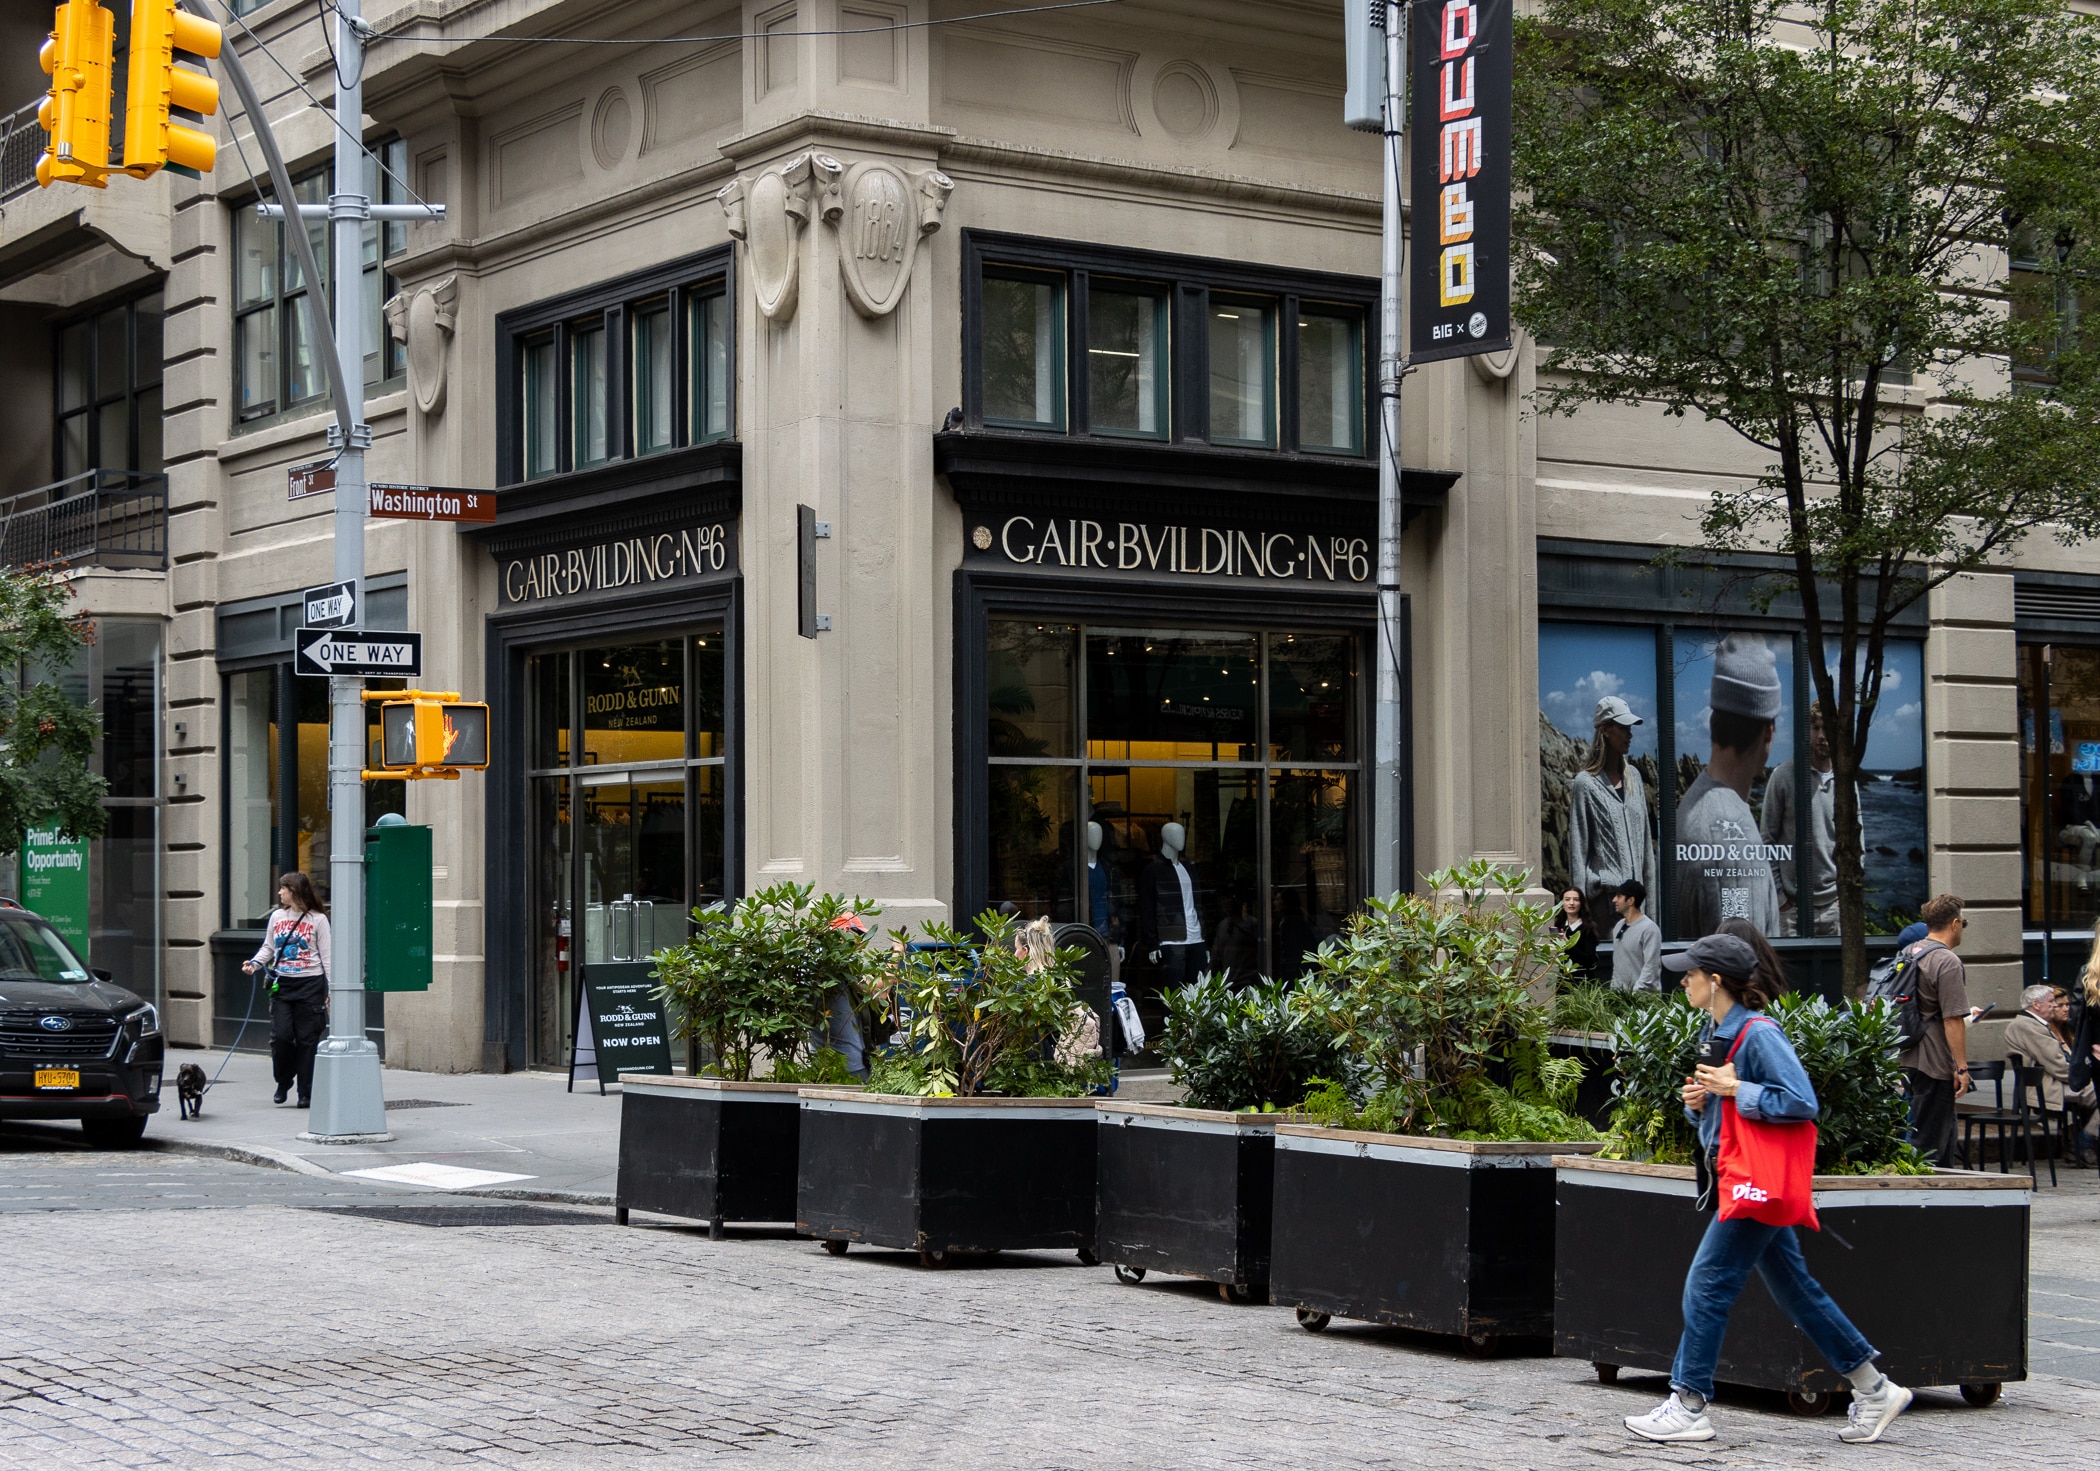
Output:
[201, 964, 266, 1095]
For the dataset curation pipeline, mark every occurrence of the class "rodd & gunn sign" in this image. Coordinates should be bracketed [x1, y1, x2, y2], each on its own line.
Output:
[969, 515, 1370, 584]
[500, 523, 733, 607]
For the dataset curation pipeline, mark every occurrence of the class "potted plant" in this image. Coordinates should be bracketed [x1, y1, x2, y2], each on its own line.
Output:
[797, 913, 1109, 1266]
[1556, 993, 2027, 1413]
[1546, 981, 1673, 1127]
[1268, 861, 1602, 1350]
[616, 883, 875, 1237]
[1098, 972, 1342, 1302]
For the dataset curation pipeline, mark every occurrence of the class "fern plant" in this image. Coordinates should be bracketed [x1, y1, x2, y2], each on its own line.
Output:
[1291, 861, 1598, 1142]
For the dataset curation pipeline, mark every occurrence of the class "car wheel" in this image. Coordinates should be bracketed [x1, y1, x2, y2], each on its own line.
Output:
[81, 1117, 148, 1150]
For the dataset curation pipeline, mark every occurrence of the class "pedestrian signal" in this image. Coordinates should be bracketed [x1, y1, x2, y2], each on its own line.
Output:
[123, 0, 221, 178]
[377, 698, 490, 771]
[36, 2, 116, 189]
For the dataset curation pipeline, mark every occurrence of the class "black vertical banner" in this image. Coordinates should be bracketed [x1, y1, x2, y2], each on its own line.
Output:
[1409, 0, 1512, 362]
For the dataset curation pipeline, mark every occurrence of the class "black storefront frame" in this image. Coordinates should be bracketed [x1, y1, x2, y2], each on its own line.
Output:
[2010, 572, 2100, 985]
[953, 570, 1405, 946]
[483, 579, 744, 1073]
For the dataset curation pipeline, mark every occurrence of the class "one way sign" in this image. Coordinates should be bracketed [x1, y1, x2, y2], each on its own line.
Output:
[295, 628, 424, 678]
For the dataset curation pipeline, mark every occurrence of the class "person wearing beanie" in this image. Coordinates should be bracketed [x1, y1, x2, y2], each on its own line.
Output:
[1675, 635, 1784, 939]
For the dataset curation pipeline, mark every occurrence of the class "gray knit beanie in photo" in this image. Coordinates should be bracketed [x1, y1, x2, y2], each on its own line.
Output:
[1709, 634, 1782, 721]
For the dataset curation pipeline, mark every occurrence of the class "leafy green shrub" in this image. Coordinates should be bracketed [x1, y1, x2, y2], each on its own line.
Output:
[1602, 992, 1928, 1174]
[769, 1047, 858, 1086]
[1549, 981, 1672, 1037]
[863, 912, 1109, 1098]
[651, 882, 879, 1082]
[1291, 860, 1598, 1142]
[1158, 973, 1344, 1111]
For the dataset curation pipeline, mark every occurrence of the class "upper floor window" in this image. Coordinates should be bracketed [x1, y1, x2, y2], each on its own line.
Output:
[505, 253, 733, 483]
[232, 140, 408, 425]
[963, 233, 1370, 457]
[2011, 232, 2094, 395]
[55, 291, 163, 480]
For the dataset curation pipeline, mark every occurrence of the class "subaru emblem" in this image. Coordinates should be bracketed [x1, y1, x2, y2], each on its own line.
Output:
[37, 1015, 72, 1033]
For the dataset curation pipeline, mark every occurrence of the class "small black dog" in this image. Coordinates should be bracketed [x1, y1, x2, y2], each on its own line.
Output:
[175, 1063, 208, 1120]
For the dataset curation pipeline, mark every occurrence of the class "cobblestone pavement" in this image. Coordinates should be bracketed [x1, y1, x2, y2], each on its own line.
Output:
[6, 1142, 2100, 1469]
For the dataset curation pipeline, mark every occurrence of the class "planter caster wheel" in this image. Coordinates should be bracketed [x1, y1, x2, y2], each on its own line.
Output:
[822, 1239, 849, 1257]
[919, 1247, 950, 1269]
[1114, 1265, 1147, 1286]
[1593, 1363, 1619, 1385]
[1461, 1332, 1503, 1359]
[1219, 1282, 1257, 1305]
[1961, 1383, 2002, 1408]
[1296, 1309, 1331, 1333]
[1076, 1247, 1100, 1266]
[1786, 1390, 1835, 1418]
[615, 1207, 629, 1226]
[708, 1219, 724, 1241]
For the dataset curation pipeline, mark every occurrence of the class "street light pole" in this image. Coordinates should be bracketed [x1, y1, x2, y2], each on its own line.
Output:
[1371, 0, 1408, 900]
[304, 0, 383, 1139]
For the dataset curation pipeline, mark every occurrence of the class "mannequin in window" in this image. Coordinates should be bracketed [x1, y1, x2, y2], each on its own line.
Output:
[2061, 768, 2100, 888]
[1086, 820, 1118, 953]
[1138, 820, 1206, 988]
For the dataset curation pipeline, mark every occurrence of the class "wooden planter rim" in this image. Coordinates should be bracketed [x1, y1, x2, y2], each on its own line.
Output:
[1553, 1155, 2033, 1191]
[1097, 1101, 1278, 1132]
[617, 1074, 861, 1097]
[1275, 1121, 1607, 1156]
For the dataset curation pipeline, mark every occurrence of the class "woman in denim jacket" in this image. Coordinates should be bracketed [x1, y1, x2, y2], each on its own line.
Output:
[1623, 932, 1913, 1447]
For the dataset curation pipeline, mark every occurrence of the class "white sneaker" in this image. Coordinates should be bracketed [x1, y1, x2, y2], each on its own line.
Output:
[1625, 1392, 1716, 1442]
[1838, 1381, 1913, 1444]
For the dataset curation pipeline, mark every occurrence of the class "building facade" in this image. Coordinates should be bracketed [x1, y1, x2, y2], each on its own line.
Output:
[0, 0, 2082, 1071]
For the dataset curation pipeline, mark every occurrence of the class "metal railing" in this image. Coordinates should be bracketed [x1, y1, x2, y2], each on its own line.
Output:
[1, 98, 43, 203]
[0, 470, 168, 571]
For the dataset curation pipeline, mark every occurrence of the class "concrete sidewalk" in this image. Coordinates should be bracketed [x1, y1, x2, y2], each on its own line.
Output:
[143, 1047, 624, 1201]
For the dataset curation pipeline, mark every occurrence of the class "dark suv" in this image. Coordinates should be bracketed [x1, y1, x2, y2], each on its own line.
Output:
[0, 902, 163, 1147]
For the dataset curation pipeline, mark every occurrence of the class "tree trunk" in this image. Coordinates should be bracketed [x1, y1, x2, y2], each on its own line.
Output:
[1830, 747, 1870, 998]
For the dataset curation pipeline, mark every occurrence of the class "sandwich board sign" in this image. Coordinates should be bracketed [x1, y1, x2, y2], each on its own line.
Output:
[568, 962, 673, 1093]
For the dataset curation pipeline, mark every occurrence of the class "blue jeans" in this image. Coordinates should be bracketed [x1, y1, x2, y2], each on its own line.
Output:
[1670, 1215, 1876, 1401]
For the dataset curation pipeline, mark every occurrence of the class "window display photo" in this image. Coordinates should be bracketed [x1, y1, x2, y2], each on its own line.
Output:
[1538, 623, 1660, 913]
[1672, 631, 1794, 938]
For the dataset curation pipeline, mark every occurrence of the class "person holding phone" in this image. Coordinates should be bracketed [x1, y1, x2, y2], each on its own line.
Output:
[1623, 933, 1911, 1446]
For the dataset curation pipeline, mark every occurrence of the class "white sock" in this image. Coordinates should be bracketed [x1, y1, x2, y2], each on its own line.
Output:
[1844, 1363, 1887, 1398]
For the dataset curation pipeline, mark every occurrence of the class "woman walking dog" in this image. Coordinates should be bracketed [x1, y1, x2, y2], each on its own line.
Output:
[243, 873, 332, 1109]
[1623, 932, 1911, 1446]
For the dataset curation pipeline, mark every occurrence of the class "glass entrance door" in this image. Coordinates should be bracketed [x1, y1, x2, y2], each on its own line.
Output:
[526, 627, 729, 1067]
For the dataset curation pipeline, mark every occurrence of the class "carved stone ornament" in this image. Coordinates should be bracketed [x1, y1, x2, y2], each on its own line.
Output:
[383, 276, 458, 416]
[827, 159, 952, 318]
[720, 152, 842, 323]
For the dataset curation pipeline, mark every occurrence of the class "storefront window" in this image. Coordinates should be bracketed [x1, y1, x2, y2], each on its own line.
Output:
[1208, 296, 1275, 448]
[1088, 283, 1167, 438]
[1540, 620, 1925, 942]
[2022, 644, 2100, 933]
[982, 272, 1065, 430]
[226, 669, 277, 927]
[1298, 307, 1364, 455]
[528, 627, 729, 1066]
[984, 620, 1361, 1038]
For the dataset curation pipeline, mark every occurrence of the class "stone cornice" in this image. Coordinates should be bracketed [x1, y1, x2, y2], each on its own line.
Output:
[715, 112, 959, 167]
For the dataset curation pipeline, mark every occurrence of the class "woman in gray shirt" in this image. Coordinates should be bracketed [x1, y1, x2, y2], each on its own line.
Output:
[1570, 696, 1656, 913]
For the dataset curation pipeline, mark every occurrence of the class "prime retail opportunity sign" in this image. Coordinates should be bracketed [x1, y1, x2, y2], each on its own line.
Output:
[21, 825, 91, 963]
[1409, 0, 1512, 363]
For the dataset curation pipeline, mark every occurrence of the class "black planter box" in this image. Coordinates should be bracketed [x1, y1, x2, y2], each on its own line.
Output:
[615, 1077, 811, 1233]
[1555, 1157, 2029, 1399]
[1097, 1103, 1276, 1293]
[1548, 1032, 1619, 1129]
[797, 1090, 1099, 1258]
[1270, 1123, 1595, 1342]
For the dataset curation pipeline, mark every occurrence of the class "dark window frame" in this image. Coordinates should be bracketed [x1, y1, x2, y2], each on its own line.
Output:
[960, 231, 1376, 459]
[53, 289, 164, 479]
[495, 248, 736, 487]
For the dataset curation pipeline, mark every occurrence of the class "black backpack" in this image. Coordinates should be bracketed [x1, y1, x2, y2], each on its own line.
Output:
[1864, 940, 1936, 1048]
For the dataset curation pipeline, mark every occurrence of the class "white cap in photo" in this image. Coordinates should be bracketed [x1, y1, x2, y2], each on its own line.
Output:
[1593, 695, 1642, 727]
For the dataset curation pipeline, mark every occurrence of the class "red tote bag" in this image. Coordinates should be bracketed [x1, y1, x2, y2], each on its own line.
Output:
[1714, 1019, 1820, 1231]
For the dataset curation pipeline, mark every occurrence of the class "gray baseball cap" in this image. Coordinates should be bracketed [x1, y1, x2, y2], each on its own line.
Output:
[1593, 695, 1642, 727]
[1710, 635, 1782, 721]
[1661, 933, 1762, 983]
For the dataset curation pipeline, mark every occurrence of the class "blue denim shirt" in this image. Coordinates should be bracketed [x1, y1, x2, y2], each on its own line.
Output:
[1685, 1003, 1820, 1153]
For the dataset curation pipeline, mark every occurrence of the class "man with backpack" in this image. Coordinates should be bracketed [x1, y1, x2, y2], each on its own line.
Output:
[1895, 894, 1971, 1166]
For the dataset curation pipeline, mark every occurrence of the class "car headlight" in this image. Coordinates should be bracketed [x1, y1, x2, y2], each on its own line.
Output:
[127, 1004, 161, 1038]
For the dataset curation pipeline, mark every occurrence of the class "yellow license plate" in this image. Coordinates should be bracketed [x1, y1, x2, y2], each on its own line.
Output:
[34, 1069, 79, 1090]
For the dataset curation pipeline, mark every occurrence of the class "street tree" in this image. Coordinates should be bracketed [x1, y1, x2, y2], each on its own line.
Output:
[0, 567, 108, 854]
[1511, 0, 2100, 989]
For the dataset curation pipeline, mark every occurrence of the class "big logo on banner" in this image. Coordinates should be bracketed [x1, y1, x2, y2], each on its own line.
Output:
[1410, 0, 1512, 363]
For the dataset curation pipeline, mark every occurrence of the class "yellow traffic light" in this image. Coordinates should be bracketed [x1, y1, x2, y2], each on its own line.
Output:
[122, 0, 221, 178]
[36, 2, 115, 190]
[378, 699, 491, 772]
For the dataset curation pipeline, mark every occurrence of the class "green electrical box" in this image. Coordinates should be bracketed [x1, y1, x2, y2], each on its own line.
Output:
[364, 821, 433, 992]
